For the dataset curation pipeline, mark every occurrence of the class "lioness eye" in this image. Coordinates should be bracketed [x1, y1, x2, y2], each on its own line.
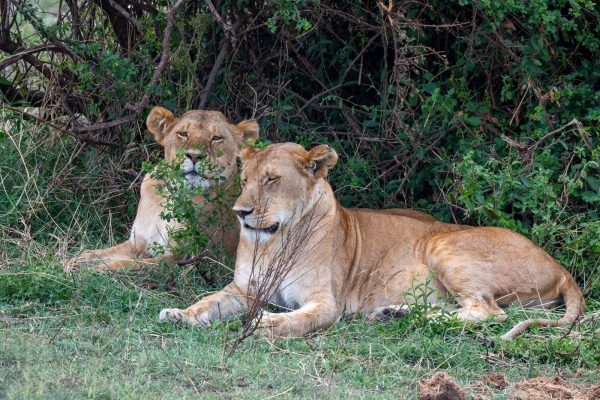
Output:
[178, 132, 188, 138]
[212, 135, 223, 142]
[265, 176, 279, 185]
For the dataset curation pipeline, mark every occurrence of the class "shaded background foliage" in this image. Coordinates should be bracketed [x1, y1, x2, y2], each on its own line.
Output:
[1, 0, 599, 292]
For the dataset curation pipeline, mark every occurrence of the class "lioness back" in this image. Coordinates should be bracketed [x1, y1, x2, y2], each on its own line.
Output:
[349, 208, 436, 223]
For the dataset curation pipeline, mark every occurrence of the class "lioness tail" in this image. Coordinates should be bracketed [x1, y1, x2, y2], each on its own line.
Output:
[500, 274, 584, 340]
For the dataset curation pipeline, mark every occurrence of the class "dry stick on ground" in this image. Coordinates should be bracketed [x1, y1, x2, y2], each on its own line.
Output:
[157, 344, 201, 397]
[176, 252, 207, 266]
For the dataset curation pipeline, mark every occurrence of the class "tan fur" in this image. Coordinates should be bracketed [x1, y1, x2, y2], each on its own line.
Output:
[159, 142, 584, 340]
[65, 107, 259, 272]
[350, 208, 436, 222]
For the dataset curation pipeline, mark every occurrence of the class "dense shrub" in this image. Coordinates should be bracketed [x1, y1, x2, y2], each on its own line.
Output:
[0, 0, 598, 292]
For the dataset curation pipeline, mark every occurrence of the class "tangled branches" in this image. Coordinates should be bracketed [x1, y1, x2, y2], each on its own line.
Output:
[1, 0, 598, 218]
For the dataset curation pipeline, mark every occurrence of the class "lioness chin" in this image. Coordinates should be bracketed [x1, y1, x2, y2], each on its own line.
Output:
[65, 107, 259, 272]
[160, 142, 584, 341]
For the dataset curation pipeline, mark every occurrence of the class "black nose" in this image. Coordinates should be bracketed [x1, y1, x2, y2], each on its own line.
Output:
[186, 152, 204, 164]
[234, 208, 253, 219]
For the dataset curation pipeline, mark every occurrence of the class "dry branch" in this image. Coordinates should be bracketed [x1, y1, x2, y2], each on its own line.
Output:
[199, 10, 245, 108]
[204, 0, 237, 48]
[72, 0, 185, 134]
[291, 30, 382, 118]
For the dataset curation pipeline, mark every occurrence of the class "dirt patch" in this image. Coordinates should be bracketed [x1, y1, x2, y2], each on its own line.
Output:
[483, 373, 508, 389]
[418, 372, 466, 400]
[467, 381, 493, 400]
[588, 383, 600, 400]
[509, 375, 587, 400]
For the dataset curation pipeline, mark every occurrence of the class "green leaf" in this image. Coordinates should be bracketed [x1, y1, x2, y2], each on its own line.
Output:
[408, 91, 419, 107]
[0, 78, 12, 85]
[466, 117, 482, 126]
[162, 99, 178, 111]
[586, 176, 600, 191]
[423, 82, 437, 94]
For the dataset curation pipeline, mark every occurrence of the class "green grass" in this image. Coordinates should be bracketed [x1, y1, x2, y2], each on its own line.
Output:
[1, 116, 599, 399]
[1, 258, 599, 399]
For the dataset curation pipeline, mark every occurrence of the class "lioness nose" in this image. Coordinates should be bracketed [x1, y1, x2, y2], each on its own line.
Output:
[186, 152, 205, 164]
[233, 208, 253, 219]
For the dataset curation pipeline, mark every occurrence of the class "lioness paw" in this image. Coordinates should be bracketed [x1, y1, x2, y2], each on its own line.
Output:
[368, 305, 411, 321]
[159, 308, 211, 326]
[255, 312, 292, 339]
[63, 258, 79, 273]
[64, 256, 92, 273]
[64, 251, 103, 273]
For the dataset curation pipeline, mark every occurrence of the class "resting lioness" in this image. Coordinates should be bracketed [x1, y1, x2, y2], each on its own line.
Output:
[65, 107, 259, 272]
[160, 142, 584, 340]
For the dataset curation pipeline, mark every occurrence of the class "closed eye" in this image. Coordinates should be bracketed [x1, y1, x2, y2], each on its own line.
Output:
[265, 176, 279, 185]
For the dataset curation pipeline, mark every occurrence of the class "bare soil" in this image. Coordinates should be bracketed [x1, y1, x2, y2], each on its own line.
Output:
[419, 372, 599, 400]
[418, 372, 466, 400]
[509, 374, 589, 399]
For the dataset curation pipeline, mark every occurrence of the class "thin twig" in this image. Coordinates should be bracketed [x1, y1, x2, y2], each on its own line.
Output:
[1, 104, 117, 149]
[158, 344, 201, 397]
[199, 10, 245, 108]
[72, 0, 185, 133]
[177, 253, 206, 266]
[292, 30, 383, 118]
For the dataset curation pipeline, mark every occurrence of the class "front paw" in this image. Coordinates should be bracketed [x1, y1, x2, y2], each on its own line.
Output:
[64, 256, 90, 273]
[159, 308, 211, 326]
[64, 252, 100, 273]
[64, 257, 79, 273]
[255, 312, 292, 339]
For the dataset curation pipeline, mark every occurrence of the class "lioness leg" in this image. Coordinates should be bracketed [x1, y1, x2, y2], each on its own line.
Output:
[65, 241, 142, 272]
[256, 296, 339, 339]
[95, 255, 175, 272]
[452, 296, 507, 322]
[424, 227, 563, 323]
[159, 282, 250, 326]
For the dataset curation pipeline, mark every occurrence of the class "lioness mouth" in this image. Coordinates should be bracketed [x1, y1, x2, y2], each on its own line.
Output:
[245, 222, 280, 234]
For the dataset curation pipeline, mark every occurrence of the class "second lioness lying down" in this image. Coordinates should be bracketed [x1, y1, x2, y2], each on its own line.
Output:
[159, 143, 584, 340]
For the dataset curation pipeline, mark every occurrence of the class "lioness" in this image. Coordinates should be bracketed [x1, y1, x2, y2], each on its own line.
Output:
[65, 107, 259, 272]
[159, 142, 584, 340]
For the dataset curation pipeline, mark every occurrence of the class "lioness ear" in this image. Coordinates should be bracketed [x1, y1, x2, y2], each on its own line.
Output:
[232, 119, 259, 149]
[240, 144, 260, 164]
[304, 144, 338, 179]
[146, 106, 176, 146]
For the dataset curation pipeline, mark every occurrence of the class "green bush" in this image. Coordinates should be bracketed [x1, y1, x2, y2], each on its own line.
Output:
[1, 0, 598, 294]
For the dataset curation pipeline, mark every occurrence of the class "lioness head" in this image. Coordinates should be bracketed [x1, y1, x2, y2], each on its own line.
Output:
[233, 143, 338, 240]
[146, 107, 259, 187]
